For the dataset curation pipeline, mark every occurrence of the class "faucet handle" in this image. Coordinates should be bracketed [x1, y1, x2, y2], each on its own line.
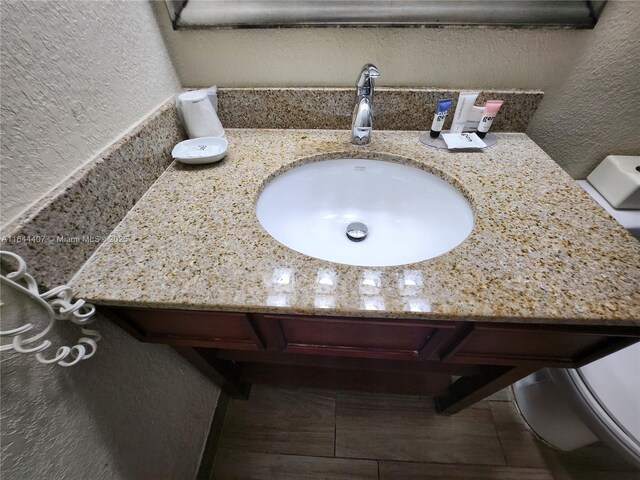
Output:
[355, 64, 380, 96]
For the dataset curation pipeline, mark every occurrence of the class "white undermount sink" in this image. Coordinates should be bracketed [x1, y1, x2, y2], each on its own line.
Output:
[256, 158, 474, 267]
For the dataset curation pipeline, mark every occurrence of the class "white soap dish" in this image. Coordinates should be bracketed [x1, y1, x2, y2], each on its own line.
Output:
[172, 137, 228, 164]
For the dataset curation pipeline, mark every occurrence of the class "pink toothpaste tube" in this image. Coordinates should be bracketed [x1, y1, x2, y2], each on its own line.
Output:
[476, 100, 503, 138]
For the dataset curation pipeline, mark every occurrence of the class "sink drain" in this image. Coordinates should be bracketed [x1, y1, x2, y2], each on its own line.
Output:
[346, 222, 368, 242]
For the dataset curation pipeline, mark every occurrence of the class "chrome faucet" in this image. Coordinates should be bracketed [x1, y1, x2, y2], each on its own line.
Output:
[351, 64, 380, 145]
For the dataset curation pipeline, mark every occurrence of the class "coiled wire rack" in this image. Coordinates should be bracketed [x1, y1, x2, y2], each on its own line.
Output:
[0, 250, 100, 367]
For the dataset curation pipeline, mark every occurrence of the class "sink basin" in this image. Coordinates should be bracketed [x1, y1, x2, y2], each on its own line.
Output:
[256, 158, 474, 266]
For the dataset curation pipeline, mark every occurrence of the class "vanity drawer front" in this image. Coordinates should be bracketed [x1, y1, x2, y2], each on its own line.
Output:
[261, 314, 452, 361]
[441, 323, 630, 367]
[114, 308, 263, 350]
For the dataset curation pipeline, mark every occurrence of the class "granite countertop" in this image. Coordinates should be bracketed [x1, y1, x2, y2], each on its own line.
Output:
[71, 129, 640, 326]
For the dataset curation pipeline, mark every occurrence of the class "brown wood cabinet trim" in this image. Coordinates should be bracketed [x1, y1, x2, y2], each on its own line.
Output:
[102, 305, 640, 414]
[439, 323, 476, 361]
[108, 307, 639, 336]
[110, 307, 265, 351]
[217, 349, 481, 375]
[252, 314, 287, 351]
[262, 313, 458, 329]
[575, 337, 640, 366]
[445, 352, 576, 368]
[263, 313, 452, 360]
[283, 344, 421, 361]
[115, 306, 251, 321]
[436, 366, 535, 415]
[468, 322, 640, 336]
[140, 335, 261, 350]
[416, 334, 435, 360]
[244, 314, 266, 350]
[438, 322, 640, 366]
[419, 324, 465, 361]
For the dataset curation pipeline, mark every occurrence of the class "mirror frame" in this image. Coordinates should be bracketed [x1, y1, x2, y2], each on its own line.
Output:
[165, 1, 607, 30]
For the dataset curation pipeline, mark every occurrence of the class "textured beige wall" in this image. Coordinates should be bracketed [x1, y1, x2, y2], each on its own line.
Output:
[527, 0, 640, 178]
[1, 286, 219, 480]
[0, 2, 219, 479]
[153, 2, 587, 90]
[0, 0, 181, 227]
[153, 1, 639, 178]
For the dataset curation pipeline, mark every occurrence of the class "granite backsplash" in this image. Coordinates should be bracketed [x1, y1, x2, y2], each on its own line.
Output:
[216, 87, 543, 132]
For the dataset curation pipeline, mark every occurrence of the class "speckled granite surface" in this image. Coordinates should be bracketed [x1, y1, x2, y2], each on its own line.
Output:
[0, 101, 186, 288]
[216, 88, 542, 132]
[71, 129, 640, 325]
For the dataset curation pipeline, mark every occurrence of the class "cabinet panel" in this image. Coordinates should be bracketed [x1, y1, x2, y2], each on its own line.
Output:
[263, 314, 450, 360]
[442, 324, 620, 367]
[115, 308, 263, 350]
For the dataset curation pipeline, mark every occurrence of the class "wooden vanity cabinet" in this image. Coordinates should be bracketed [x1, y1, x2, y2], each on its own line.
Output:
[108, 307, 640, 414]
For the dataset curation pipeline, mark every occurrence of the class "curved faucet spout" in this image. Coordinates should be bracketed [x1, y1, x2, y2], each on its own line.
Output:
[351, 63, 380, 145]
[355, 64, 380, 96]
[351, 97, 373, 145]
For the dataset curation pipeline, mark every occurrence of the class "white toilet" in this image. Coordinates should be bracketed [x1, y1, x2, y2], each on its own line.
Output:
[513, 176, 640, 469]
[513, 344, 640, 468]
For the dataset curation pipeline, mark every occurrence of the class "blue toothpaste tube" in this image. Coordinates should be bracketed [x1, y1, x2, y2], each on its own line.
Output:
[430, 98, 453, 138]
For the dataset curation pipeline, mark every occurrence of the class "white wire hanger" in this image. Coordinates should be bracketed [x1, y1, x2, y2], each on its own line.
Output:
[0, 250, 101, 367]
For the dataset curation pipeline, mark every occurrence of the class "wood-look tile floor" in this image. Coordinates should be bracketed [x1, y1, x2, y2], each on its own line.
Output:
[211, 385, 639, 480]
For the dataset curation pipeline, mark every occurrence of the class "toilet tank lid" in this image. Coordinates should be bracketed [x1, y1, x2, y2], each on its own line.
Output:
[578, 343, 640, 444]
